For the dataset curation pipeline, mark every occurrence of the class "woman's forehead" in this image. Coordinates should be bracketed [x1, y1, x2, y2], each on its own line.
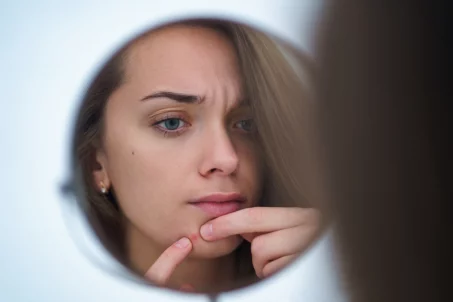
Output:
[118, 24, 243, 102]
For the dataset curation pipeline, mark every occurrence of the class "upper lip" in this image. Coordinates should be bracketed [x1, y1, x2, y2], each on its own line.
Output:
[189, 192, 247, 203]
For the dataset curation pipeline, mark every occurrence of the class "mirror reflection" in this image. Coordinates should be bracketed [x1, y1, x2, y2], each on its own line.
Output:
[70, 18, 321, 294]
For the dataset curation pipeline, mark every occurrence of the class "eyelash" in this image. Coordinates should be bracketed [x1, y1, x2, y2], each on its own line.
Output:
[150, 114, 255, 138]
[151, 114, 190, 137]
[233, 119, 255, 133]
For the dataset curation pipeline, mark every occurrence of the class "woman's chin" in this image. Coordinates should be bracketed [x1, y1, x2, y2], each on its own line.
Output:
[189, 235, 243, 259]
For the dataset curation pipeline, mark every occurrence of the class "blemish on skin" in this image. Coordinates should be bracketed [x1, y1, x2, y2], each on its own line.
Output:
[132, 151, 135, 155]
[189, 233, 198, 243]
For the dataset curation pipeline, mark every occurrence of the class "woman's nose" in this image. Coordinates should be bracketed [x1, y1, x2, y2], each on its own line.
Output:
[198, 128, 239, 177]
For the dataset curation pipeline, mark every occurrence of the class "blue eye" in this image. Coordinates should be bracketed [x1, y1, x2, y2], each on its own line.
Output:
[157, 118, 185, 130]
[235, 119, 255, 132]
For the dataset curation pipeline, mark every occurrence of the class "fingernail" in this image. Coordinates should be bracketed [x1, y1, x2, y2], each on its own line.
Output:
[200, 224, 213, 239]
[174, 237, 190, 248]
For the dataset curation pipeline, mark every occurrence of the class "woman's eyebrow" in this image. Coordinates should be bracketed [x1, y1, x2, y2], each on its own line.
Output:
[232, 98, 250, 109]
[140, 91, 203, 104]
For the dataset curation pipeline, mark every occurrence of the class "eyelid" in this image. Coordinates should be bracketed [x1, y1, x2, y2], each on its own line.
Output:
[228, 106, 253, 120]
[229, 112, 253, 125]
[148, 111, 191, 125]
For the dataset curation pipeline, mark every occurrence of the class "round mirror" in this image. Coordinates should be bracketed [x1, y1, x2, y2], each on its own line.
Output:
[61, 16, 322, 296]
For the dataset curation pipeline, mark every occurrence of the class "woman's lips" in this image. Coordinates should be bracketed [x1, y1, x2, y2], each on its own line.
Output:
[189, 193, 245, 217]
[191, 201, 242, 217]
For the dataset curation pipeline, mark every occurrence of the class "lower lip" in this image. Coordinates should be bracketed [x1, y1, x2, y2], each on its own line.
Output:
[191, 201, 241, 217]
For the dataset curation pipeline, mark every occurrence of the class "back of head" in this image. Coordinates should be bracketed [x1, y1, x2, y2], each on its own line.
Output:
[315, 1, 452, 301]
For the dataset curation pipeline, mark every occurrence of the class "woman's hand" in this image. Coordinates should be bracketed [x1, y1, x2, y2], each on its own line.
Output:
[143, 237, 194, 291]
[200, 207, 321, 278]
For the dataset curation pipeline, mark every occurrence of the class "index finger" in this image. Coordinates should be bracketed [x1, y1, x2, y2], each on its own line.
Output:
[200, 207, 317, 241]
[144, 237, 192, 285]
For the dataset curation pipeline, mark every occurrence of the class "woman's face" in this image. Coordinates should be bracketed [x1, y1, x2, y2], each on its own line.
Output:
[94, 25, 264, 259]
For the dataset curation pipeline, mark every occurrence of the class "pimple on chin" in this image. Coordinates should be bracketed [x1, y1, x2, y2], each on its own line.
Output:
[189, 233, 198, 243]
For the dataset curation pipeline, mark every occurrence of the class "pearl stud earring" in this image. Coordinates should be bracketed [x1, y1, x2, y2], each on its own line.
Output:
[100, 181, 108, 194]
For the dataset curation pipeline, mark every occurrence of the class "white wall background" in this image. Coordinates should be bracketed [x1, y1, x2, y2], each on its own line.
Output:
[0, 1, 346, 301]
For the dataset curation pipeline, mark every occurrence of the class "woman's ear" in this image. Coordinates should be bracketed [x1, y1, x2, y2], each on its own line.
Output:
[93, 148, 111, 193]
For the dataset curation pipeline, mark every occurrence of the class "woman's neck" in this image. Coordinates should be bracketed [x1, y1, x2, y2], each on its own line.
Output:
[125, 223, 237, 292]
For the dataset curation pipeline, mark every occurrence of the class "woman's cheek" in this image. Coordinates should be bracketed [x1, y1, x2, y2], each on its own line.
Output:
[236, 147, 264, 205]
